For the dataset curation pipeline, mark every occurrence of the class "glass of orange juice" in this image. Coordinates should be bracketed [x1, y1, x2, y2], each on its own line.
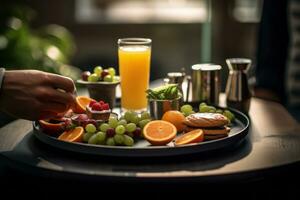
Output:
[118, 38, 151, 112]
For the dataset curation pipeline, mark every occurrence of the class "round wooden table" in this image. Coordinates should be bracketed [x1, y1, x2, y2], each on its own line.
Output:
[0, 96, 300, 183]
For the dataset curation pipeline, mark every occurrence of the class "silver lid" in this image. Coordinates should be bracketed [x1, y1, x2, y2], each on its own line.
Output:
[191, 64, 222, 71]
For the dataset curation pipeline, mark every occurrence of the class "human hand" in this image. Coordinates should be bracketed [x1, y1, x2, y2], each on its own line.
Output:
[0, 70, 76, 120]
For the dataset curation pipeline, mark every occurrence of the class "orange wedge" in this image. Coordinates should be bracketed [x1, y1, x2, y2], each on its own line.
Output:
[174, 129, 204, 146]
[39, 119, 65, 136]
[162, 110, 186, 132]
[58, 126, 84, 142]
[143, 120, 177, 146]
[73, 96, 95, 114]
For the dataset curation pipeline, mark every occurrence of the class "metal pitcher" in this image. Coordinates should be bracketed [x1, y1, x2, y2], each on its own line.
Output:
[225, 58, 252, 113]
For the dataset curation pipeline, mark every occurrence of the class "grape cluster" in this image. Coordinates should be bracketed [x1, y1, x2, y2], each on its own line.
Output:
[180, 102, 235, 122]
[82, 111, 151, 146]
[81, 66, 118, 83]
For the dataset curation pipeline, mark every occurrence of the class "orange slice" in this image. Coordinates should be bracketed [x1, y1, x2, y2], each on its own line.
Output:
[174, 129, 204, 146]
[162, 110, 186, 132]
[58, 126, 84, 142]
[39, 119, 65, 136]
[143, 120, 177, 146]
[73, 96, 95, 114]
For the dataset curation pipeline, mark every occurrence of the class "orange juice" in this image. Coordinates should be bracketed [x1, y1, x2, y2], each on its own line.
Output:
[119, 45, 151, 110]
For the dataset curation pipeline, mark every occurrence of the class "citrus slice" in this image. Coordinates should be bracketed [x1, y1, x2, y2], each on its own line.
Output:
[73, 96, 95, 114]
[143, 120, 177, 146]
[174, 129, 204, 146]
[162, 110, 186, 132]
[39, 119, 65, 136]
[58, 126, 84, 142]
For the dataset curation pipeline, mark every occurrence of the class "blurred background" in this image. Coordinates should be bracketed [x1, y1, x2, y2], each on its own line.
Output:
[0, 0, 261, 87]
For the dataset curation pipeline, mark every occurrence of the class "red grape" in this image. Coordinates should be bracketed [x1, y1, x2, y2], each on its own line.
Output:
[81, 71, 91, 81]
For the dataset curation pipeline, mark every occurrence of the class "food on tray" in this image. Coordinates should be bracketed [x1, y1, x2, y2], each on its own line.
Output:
[183, 112, 230, 140]
[37, 90, 239, 147]
[73, 96, 95, 114]
[161, 110, 186, 132]
[180, 102, 235, 123]
[184, 126, 230, 135]
[146, 84, 181, 100]
[81, 110, 151, 146]
[180, 104, 195, 117]
[143, 120, 177, 146]
[58, 126, 84, 142]
[184, 126, 230, 140]
[39, 118, 70, 136]
[40, 106, 153, 146]
[86, 100, 111, 121]
[81, 66, 118, 83]
[184, 113, 229, 128]
[174, 129, 204, 146]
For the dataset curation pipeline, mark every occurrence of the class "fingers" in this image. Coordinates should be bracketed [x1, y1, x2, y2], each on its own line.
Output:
[50, 88, 75, 105]
[38, 111, 59, 120]
[36, 86, 75, 105]
[42, 101, 68, 113]
[45, 73, 75, 94]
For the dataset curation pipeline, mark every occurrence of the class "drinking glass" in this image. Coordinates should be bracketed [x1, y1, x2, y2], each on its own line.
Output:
[118, 38, 151, 112]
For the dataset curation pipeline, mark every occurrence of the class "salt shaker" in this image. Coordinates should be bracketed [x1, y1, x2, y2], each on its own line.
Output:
[225, 58, 252, 113]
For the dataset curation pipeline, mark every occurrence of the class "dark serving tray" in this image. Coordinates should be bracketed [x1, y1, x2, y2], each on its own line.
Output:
[33, 106, 250, 158]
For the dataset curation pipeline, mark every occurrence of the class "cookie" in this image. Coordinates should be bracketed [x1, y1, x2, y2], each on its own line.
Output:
[183, 113, 229, 128]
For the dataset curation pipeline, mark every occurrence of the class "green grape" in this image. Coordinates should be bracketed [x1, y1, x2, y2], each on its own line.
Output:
[124, 135, 134, 146]
[88, 73, 99, 82]
[114, 134, 124, 145]
[99, 123, 109, 132]
[113, 76, 119, 82]
[124, 111, 134, 122]
[180, 104, 193, 114]
[223, 110, 235, 122]
[94, 66, 103, 76]
[199, 102, 207, 108]
[115, 125, 126, 134]
[108, 67, 116, 76]
[85, 124, 96, 133]
[106, 137, 116, 146]
[108, 117, 118, 128]
[138, 119, 151, 129]
[131, 115, 140, 125]
[88, 134, 98, 144]
[199, 105, 210, 113]
[95, 131, 106, 143]
[118, 119, 127, 126]
[104, 75, 113, 82]
[140, 111, 151, 120]
[207, 106, 216, 113]
[126, 123, 136, 132]
[216, 109, 223, 114]
[83, 132, 93, 142]
[184, 110, 195, 117]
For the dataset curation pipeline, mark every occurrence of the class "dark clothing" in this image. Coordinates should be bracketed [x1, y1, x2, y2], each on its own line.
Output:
[255, 0, 289, 104]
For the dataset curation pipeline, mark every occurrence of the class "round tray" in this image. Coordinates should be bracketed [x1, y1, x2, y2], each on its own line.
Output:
[33, 107, 250, 158]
